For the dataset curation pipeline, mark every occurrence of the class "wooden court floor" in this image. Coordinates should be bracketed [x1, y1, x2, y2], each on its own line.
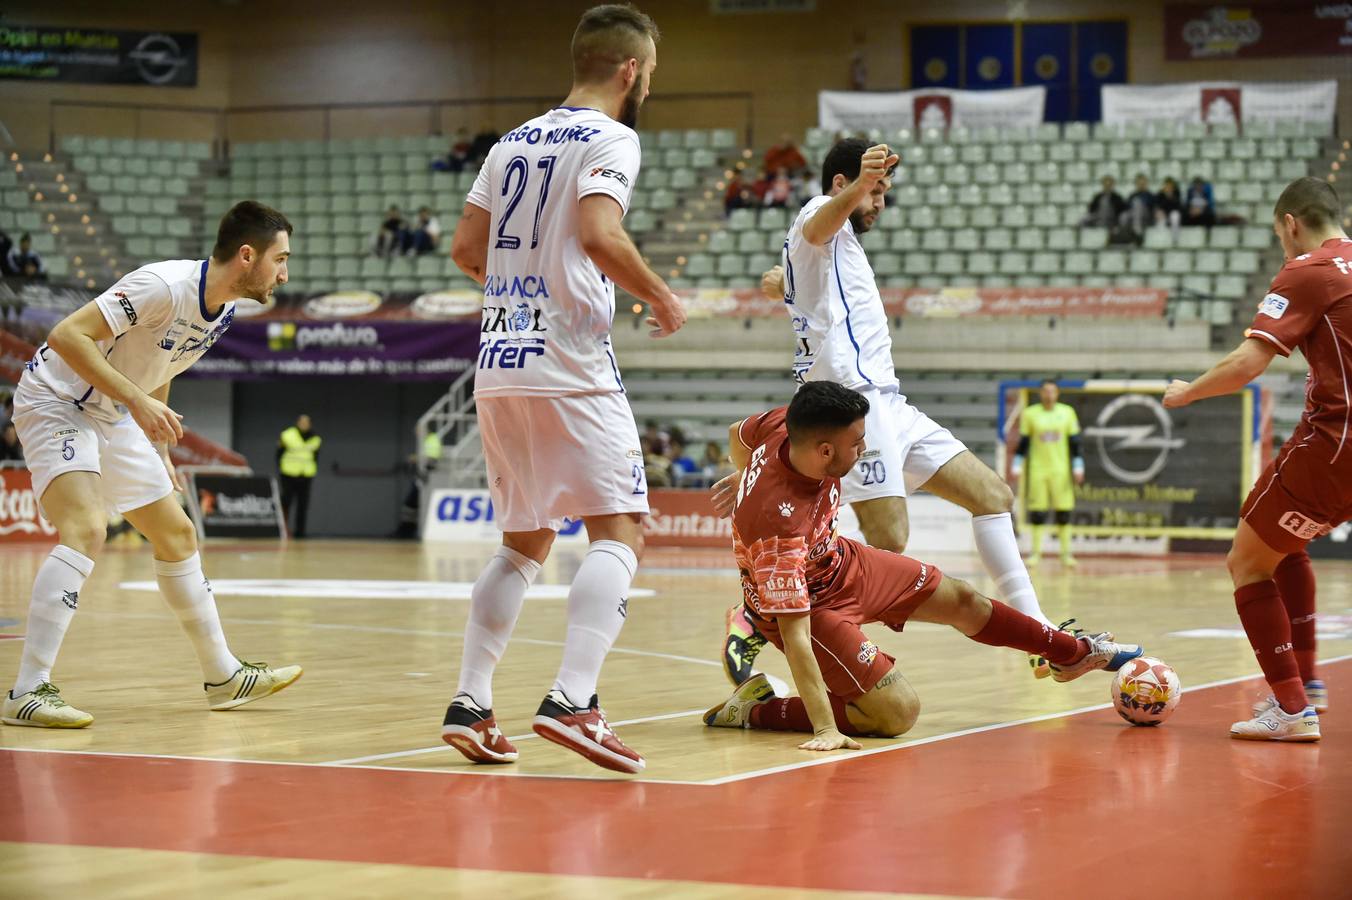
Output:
[1, 537, 1350, 898]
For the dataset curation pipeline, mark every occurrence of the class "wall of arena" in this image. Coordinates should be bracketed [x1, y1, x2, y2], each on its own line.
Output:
[3, 0, 1350, 154]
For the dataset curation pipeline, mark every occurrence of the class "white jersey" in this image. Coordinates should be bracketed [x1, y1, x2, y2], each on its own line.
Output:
[16, 259, 236, 423]
[781, 195, 899, 392]
[467, 106, 641, 397]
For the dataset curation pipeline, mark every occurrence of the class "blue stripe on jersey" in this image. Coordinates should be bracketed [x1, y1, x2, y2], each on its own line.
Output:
[604, 341, 625, 393]
[830, 236, 873, 386]
[71, 333, 126, 410]
[554, 105, 598, 113]
[197, 259, 222, 322]
[783, 238, 794, 304]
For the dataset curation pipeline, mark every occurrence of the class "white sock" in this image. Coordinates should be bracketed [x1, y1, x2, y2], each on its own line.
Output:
[553, 540, 637, 707]
[13, 545, 94, 697]
[455, 546, 541, 709]
[972, 513, 1053, 627]
[155, 553, 240, 684]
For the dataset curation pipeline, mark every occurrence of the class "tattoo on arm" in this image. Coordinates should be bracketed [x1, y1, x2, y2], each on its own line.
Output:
[875, 669, 901, 690]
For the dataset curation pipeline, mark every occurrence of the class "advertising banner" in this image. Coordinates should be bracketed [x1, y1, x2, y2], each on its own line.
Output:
[818, 86, 1045, 133]
[1165, 4, 1352, 60]
[423, 489, 588, 543]
[0, 25, 198, 86]
[0, 468, 56, 544]
[644, 489, 733, 549]
[187, 473, 284, 539]
[1101, 80, 1337, 127]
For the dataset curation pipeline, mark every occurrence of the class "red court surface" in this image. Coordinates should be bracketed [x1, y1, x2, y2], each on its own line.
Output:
[2, 659, 1349, 898]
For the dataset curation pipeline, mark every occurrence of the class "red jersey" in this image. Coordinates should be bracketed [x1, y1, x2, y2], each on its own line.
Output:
[1246, 237, 1352, 459]
[730, 407, 848, 618]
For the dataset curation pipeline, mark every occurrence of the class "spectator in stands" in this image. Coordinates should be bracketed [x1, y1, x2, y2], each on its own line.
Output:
[1082, 177, 1126, 229]
[643, 419, 669, 457]
[403, 206, 442, 256]
[445, 128, 473, 172]
[6, 234, 46, 281]
[724, 171, 751, 214]
[764, 134, 808, 176]
[0, 422, 23, 463]
[642, 434, 672, 488]
[792, 168, 821, 207]
[762, 167, 794, 208]
[701, 440, 734, 485]
[0, 230, 13, 276]
[666, 432, 699, 485]
[1125, 173, 1157, 238]
[469, 125, 500, 165]
[0, 390, 13, 432]
[375, 206, 406, 257]
[1156, 177, 1183, 237]
[1184, 175, 1216, 227]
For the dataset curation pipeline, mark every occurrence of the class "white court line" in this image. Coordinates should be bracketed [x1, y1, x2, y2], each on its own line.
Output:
[699, 653, 1352, 786]
[78, 610, 722, 669]
[325, 707, 707, 766]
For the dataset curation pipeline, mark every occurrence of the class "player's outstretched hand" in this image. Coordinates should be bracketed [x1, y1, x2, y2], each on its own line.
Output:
[859, 144, 900, 188]
[1162, 379, 1192, 409]
[130, 394, 185, 446]
[710, 471, 740, 517]
[799, 729, 862, 752]
[761, 265, 785, 301]
[647, 290, 687, 338]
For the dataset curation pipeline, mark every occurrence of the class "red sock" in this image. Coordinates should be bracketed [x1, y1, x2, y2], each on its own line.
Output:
[749, 694, 864, 735]
[1236, 580, 1307, 714]
[970, 600, 1085, 665]
[1274, 551, 1318, 684]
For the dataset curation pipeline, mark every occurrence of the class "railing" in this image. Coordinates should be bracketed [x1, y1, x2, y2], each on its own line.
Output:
[415, 364, 482, 492]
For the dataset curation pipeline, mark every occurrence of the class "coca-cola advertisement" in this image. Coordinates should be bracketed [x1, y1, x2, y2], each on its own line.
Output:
[0, 468, 57, 544]
[187, 473, 284, 539]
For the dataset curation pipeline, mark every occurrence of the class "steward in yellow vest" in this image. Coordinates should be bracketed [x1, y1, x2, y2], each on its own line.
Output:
[277, 414, 321, 538]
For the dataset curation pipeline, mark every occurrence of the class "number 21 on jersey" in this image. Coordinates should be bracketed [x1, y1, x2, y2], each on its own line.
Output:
[497, 155, 557, 250]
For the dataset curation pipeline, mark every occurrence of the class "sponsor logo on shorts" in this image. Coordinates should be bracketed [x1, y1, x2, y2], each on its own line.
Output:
[116, 293, 138, 326]
[1279, 511, 1330, 541]
[627, 449, 643, 460]
[52, 429, 78, 438]
[1258, 293, 1289, 320]
[913, 563, 929, 593]
[588, 167, 630, 187]
[858, 640, 878, 665]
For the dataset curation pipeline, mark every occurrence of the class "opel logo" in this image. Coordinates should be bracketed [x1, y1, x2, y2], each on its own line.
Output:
[129, 34, 188, 85]
[1082, 394, 1185, 485]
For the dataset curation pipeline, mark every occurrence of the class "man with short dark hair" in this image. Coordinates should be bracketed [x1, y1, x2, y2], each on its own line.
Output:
[703, 382, 1142, 751]
[3, 200, 301, 729]
[1166, 176, 1352, 742]
[6, 233, 46, 281]
[1084, 175, 1126, 229]
[1012, 379, 1083, 567]
[443, 3, 685, 774]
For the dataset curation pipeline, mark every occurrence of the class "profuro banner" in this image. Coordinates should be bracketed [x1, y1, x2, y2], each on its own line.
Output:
[0, 25, 198, 86]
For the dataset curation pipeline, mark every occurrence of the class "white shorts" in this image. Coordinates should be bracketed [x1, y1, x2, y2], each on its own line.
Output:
[842, 388, 967, 504]
[12, 401, 173, 516]
[477, 392, 650, 533]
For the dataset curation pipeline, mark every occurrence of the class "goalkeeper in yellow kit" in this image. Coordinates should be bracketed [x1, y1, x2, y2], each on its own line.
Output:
[1012, 380, 1084, 567]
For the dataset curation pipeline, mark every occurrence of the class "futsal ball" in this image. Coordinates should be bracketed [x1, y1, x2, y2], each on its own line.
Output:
[1112, 657, 1181, 726]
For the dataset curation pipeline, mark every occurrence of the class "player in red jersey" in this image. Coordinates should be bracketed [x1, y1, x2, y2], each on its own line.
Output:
[1165, 176, 1352, 742]
[703, 382, 1143, 750]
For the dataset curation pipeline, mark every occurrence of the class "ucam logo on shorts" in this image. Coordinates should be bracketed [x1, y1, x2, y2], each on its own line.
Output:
[1258, 293, 1289, 320]
[1279, 511, 1330, 541]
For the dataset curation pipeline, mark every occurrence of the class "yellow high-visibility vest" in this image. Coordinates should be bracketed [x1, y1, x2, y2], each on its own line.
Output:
[279, 427, 321, 478]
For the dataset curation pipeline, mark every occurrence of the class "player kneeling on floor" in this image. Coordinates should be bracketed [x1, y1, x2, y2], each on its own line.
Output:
[703, 382, 1143, 750]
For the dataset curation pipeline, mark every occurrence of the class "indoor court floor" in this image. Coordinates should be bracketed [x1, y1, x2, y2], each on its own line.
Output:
[1, 537, 1350, 898]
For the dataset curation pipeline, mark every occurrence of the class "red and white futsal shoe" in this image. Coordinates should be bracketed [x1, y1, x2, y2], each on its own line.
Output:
[442, 693, 519, 764]
[532, 690, 645, 774]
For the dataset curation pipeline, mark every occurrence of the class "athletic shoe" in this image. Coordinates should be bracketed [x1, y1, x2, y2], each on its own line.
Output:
[1, 683, 93, 728]
[532, 690, 644, 774]
[442, 693, 518, 763]
[722, 604, 768, 687]
[1060, 554, 1078, 569]
[1048, 633, 1143, 683]
[1252, 680, 1329, 717]
[703, 672, 776, 728]
[205, 660, 303, 710]
[1231, 701, 1320, 742]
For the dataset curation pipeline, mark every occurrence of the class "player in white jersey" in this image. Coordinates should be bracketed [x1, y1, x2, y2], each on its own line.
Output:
[3, 202, 302, 729]
[441, 4, 685, 774]
[719, 138, 1061, 685]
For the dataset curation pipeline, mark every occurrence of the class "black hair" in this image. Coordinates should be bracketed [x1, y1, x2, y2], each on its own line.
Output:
[212, 201, 292, 263]
[820, 138, 895, 195]
[786, 381, 870, 442]
[1041, 379, 1058, 388]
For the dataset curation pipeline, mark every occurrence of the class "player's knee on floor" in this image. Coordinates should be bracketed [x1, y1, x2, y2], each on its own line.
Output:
[858, 673, 921, 737]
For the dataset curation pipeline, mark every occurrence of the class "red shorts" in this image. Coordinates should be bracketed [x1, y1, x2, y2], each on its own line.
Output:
[1241, 425, 1352, 554]
[749, 538, 943, 701]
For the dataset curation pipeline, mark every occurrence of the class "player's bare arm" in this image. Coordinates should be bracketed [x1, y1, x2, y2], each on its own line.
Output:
[778, 613, 861, 752]
[1164, 338, 1277, 408]
[577, 194, 686, 338]
[710, 419, 751, 517]
[800, 144, 898, 246]
[149, 380, 185, 490]
[45, 302, 184, 445]
[450, 202, 490, 285]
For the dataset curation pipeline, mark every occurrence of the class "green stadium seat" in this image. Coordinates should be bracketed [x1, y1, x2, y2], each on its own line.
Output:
[1096, 251, 1128, 275]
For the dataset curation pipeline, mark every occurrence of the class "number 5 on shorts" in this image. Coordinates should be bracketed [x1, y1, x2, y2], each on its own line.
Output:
[60, 437, 75, 461]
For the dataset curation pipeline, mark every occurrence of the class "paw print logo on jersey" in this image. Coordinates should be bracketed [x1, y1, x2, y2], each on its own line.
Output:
[779, 502, 794, 518]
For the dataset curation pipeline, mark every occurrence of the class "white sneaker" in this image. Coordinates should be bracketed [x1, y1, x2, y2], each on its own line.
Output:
[206, 660, 302, 710]
[1231, 701, 1320, 742]
[2, 683, 93, 728]
[1251, 680, 1329, 717]
[703, 672, 777, 728]
[1049, 632, 1143, 683]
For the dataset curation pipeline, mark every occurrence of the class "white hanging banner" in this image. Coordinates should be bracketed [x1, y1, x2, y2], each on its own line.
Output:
[818, 86, 1046, 132]
[1101, 80, 1337, 126]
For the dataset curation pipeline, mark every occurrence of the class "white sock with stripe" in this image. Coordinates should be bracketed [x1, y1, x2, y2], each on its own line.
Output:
[155, 553, 240, 684]
[553, 540, 638, 707]
[455, 545, 541, 709]
[972, 513, 1053, 627]
[12, 545, 94, 697]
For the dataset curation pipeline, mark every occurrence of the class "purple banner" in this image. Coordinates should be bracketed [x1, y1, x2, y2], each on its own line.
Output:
[183, 319, 480, 381]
